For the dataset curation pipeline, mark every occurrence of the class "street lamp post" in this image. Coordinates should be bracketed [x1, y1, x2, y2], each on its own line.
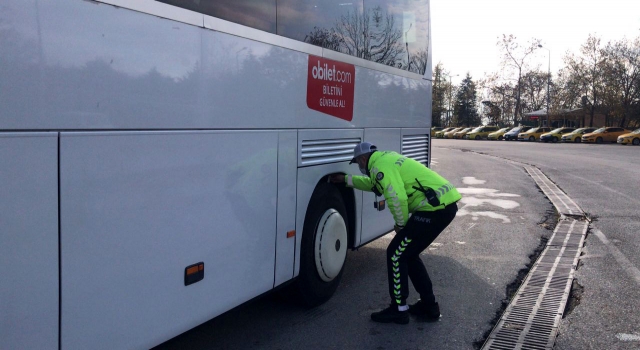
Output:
[538, 45, 551, 127]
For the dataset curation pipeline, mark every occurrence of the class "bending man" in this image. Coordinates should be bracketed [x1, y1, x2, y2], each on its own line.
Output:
[330, 142, 461, 324]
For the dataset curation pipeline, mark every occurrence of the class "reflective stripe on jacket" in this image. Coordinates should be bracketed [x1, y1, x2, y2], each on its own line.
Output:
[346, 151, 461, 227]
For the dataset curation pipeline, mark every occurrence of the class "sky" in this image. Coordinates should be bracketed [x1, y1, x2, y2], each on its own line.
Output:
[431, 0, 640, 86]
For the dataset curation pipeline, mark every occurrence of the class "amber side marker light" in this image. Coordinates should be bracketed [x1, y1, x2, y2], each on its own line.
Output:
[184, 262, 204, 286]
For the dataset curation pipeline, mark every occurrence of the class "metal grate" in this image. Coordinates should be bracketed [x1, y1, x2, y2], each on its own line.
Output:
[524, 166, 583, 216]
[482, 167, 588, 350]
[402, 134, 429, 165]
[299, 138, 361, 167]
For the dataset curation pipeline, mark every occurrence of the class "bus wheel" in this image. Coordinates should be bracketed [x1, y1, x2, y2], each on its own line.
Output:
[297, 183, 348, 307]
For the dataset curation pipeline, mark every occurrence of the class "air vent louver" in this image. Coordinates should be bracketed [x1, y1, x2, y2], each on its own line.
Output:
[300, 138, 361, 166]
[402, 134, 429, 165]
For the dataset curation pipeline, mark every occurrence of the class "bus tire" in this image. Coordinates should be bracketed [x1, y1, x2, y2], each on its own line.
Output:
[297, 183, 348, 307]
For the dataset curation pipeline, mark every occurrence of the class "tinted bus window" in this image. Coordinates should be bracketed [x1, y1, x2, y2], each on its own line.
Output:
[157, 0, 277, 33]
[278, 0, 428, 73]
[365, 0, 429, 73]
[277, 0, 363, 51]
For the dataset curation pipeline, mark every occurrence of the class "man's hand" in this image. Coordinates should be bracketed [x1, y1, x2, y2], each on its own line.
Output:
[394, 225, 404, 233]
[329, 174, 345, 184]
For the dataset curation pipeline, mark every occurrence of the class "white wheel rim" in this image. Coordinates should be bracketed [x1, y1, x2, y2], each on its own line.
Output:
[314, 209, 347, 282]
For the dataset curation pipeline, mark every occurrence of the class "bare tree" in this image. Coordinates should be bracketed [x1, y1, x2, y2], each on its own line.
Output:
[304, 27, 344, 52]
[564, 34, 607, 126]
[497, 34, 541, 123]
[335, 6, 404, 67]
[304, 7, 407, 70]
[602, 37, 640, 127]
[432, 62, 447, 126]
[410, 49, 429, 75]
[520, 70, 549, 113]
[480, 73, 517, 126]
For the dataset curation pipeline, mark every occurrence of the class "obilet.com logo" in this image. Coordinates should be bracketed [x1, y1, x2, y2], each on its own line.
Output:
[306, 55, 355, 122]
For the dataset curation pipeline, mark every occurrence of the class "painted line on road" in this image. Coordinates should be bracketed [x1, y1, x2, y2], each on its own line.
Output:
[566, 172, 640, 205]
[591, 227, 640, 286]
[616, 333, 640, 341]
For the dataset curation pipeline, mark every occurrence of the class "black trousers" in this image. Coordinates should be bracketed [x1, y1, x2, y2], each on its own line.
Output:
[386, 203, 458, 306]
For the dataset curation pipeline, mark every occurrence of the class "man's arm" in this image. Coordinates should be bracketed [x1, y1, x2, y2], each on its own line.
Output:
[329, 173, 373, 191]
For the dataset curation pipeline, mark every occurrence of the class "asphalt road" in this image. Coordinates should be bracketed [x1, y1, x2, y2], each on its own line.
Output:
[435, 138, 640, 350]
[155, 142, 560, 350]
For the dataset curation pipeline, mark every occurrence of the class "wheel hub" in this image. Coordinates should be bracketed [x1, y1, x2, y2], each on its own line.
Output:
[314, 209, 347, 282]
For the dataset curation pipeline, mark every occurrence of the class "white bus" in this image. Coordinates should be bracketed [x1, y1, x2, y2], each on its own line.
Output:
[0, 0, 432, 348]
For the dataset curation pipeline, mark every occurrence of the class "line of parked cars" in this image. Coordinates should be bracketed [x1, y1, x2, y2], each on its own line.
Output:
[431, 126, 640, 145]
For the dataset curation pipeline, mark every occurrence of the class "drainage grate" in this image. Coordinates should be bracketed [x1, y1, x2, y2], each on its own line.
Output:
[482, 167, 589, 350]
[524, 166, 583, 216]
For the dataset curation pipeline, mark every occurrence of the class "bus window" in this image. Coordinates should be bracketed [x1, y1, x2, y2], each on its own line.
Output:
[277, 0, 363, 49]
[157, 0, 277, 33]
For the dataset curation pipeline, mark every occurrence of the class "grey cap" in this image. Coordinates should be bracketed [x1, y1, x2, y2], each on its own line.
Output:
[349, 142, 377, 164]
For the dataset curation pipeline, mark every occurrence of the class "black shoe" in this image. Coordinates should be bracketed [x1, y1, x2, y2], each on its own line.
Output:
[408, 300, 441, 322]
[370, 304, 410, 324]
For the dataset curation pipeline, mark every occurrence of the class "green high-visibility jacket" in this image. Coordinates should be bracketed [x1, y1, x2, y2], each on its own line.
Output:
[346, 151, 461, 228]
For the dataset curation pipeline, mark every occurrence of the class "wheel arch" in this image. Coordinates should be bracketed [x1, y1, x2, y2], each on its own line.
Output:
[317, 176, 357, 249]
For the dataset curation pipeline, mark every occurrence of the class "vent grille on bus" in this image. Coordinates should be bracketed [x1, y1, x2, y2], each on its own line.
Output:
[300, 138, 361, 167]
[402, 134, 429, 165]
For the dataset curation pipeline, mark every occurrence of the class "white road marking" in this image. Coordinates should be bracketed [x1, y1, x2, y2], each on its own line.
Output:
[459, 196, 520, 210]
[615, 333, 640, 341]
[458, 209, 511, 223]
[455, 180, 521, 223]
[566, 173, 640, 205]
[462, 176, 486, 185]
[455, 241, 466, 245]
[592, 227, 640, 286]
[457, 188, 519, 197]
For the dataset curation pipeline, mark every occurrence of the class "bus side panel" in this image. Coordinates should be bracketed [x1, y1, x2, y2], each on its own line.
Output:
[0, 0, 429, 132]
[60, 131, 278, 350]
[274, 131, 297, 287]
[358, 128, 402, 246]
[0, 133, 58, 350]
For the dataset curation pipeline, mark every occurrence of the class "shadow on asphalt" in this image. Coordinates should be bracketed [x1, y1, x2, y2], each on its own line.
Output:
[154, 241, 501, 350]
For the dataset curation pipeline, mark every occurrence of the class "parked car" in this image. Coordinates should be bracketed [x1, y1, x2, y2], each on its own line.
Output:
[435, 127, 455, 138]
[430, 127, 444, 137]
[454, 127, 474, 139]
[540, 127, 576, 143]
[466, 126, 500, 140]
[582, 127, 630, 143]
[617, 128, 640, 145]
[487, 127, 511, 140]
[443, 127, 463, 139]
[561, 127, 597, 142]
[504, 126, 532, 141]
[518, 127, 552, 141]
